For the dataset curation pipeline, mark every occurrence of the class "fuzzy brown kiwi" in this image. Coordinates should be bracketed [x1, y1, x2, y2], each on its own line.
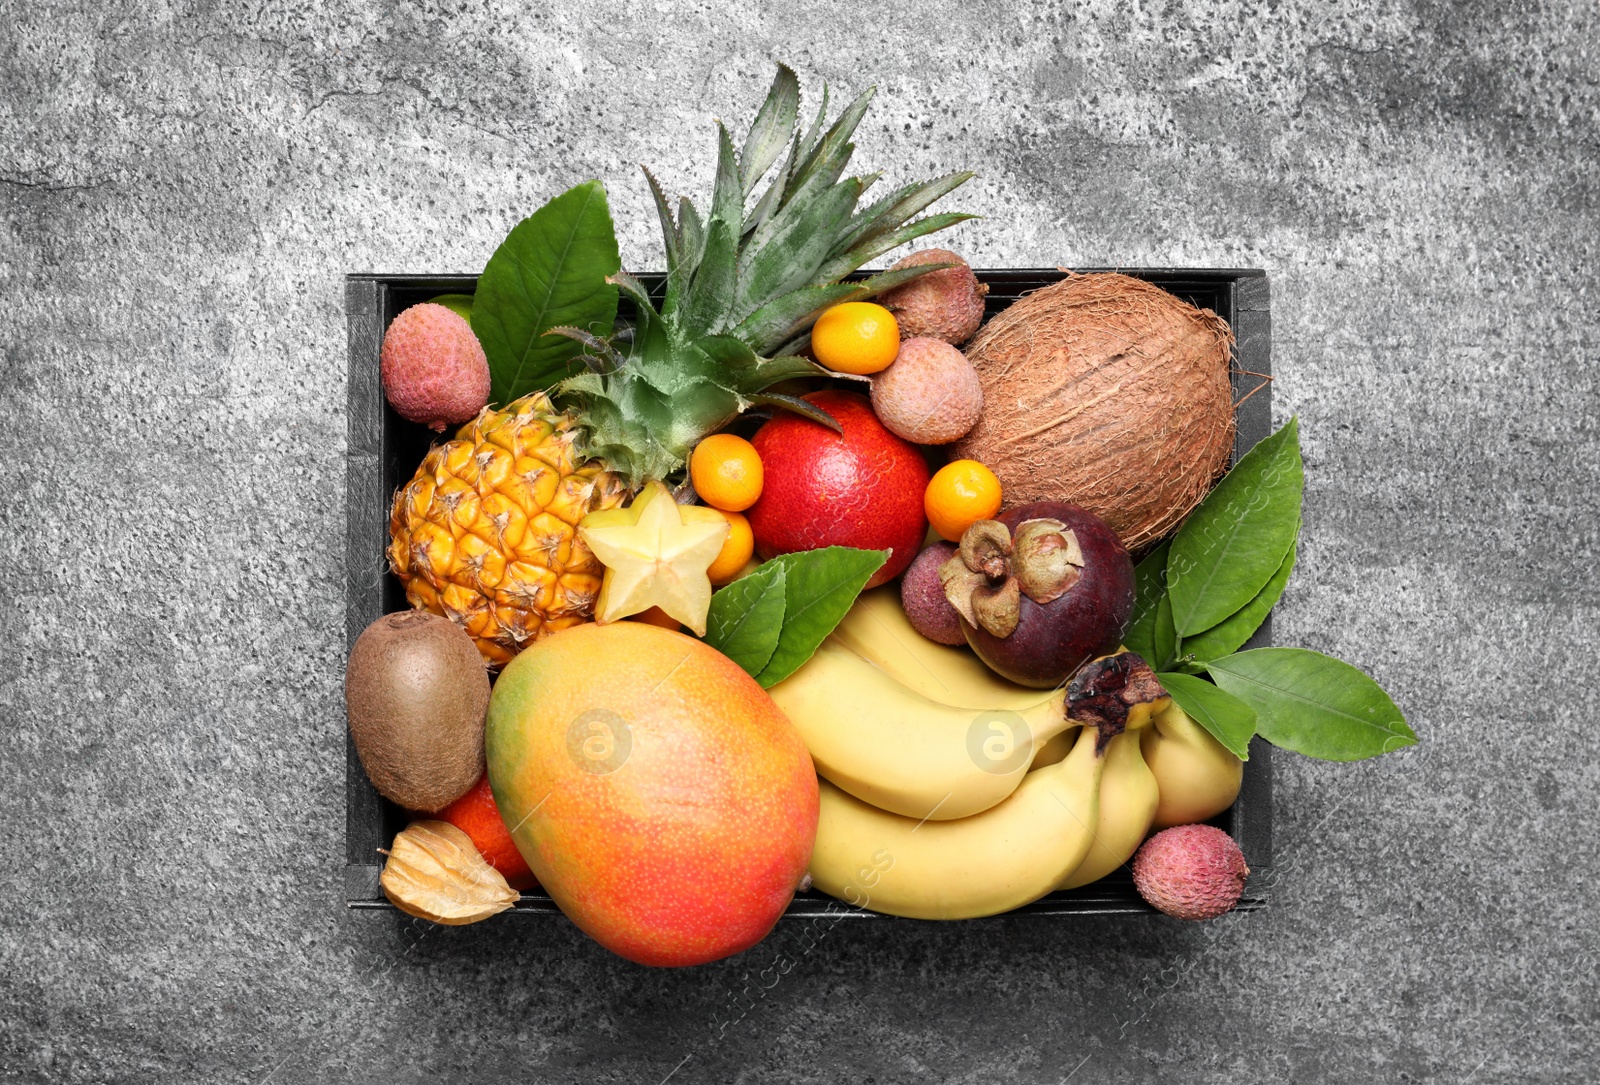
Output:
[345, 610, 490, 812]
[953, 272, 1234, 550]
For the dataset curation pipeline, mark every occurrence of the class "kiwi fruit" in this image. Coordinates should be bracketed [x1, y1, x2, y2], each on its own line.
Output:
[345, 610, 490, 812]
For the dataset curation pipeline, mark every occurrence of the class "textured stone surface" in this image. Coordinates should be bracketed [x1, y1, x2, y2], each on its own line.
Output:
[3, 1, 1597, 1082]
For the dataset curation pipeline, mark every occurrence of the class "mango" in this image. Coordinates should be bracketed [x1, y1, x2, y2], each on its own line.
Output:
[486, 622, 818, 966]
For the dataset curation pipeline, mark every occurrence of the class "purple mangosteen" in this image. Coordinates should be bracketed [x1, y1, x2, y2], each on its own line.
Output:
[938, 501, 1135, 688]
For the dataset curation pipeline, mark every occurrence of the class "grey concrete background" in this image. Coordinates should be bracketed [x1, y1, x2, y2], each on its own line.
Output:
[2, 1, 1595, 1081]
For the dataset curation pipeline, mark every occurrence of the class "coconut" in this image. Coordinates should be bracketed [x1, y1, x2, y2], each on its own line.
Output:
[953, 273, 1234, 551]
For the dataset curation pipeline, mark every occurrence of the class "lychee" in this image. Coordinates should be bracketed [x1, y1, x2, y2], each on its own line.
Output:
[870, 337, 983, 445]
[901, 542, 966, 645]
[380, 302, 492, 432]
[1131, 824, 1250, 920]
[877, 248, 989, 345]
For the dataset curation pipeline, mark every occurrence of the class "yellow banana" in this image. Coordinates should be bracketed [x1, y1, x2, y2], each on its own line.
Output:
[1142, 701, 1244, 829]
[768, 640, 1071, 821]
[1058, 728, 1159, 889]
[828, 586, 1055, 710]
[1032, 729, 1073, 769]
[809, 725, 1106, 919]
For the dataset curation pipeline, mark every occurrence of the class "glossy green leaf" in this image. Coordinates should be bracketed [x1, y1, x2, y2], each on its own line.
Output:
[755, 547, 888, 687]
[1184, 531, 1298, 662]
[473, 181, 621, 404]
[1206, 648, 1414, 762]
[703, 563, 787, 678]
[1157, 671, 1257, 761]
[1153, 595, 1178, 672]
[1168, 417, 1303, 636]
[1122, 541, 1170, 665]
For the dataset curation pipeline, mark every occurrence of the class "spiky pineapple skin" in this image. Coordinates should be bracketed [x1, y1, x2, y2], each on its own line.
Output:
[388, 393, 629, 666]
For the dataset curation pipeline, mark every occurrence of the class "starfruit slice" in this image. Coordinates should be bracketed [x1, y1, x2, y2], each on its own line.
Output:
[578, 480, 730, 636]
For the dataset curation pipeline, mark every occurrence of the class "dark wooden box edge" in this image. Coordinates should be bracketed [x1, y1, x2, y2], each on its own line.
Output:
[344, 267, 1273, 920]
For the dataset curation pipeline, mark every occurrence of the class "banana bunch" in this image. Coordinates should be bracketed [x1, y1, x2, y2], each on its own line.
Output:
[1142, 700, 1245, 829]
[771, 588, 1247, 919]
[828, 587, 1058, 711]
[1030, 699, 1244, 883]
[768, 640, 1072, 821]
[808, 725, 1106, 919]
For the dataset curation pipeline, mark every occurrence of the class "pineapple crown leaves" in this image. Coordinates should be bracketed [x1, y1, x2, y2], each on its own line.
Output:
[551, 272, 843, 485]
[644, 64, 977, 354]
[548, 64, 977, 488]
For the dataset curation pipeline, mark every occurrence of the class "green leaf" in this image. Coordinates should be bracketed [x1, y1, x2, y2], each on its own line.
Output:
[474, 181, 621, 405]
[1205, 648, 1415, 762]
[818, 211, 978, 282]
[708, 122, 743, 239]
[736, 174, 862, 317]
[740, 64, 800, 196]
[743, 354, 833, 390]
[544, 325, 625, 373]
[754, 547, 888, 686]
[695, 334, 762, 375]
[1184, 531, 1298, 662]
[742, 263, 953, 357]
[747, 393, 843, 433]
[1168, 417, 1304, 636]
[681, 217, 738, 336]
[730, 282, 864, 355]
[704, 563, 788, 677]
[1157, 672, 1257, 761]
[836, 170, 975, 255]
[640, 166, 684, 314]
[678, 196, 705, 271]
[1153, 596, 1178, 672]
[427, 293, 476, 325]
[789, 84, 831, 182]
[784, 84, 869, 203]
[1122, 541, 1170, 665]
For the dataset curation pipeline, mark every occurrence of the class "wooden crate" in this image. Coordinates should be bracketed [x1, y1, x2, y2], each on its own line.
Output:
[344, 268, 1274, 918]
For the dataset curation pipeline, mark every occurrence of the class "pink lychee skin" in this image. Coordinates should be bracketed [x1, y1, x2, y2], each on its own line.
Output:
[1132, 824, 1250, 921]
[870, 337, 983, 444]
[901, 542, 966, 645]
[877, 248, 988, 345]
[380, 303, 491, 432]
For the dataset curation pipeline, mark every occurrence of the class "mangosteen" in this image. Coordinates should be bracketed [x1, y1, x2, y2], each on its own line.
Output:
[938, 501, 1135, 688]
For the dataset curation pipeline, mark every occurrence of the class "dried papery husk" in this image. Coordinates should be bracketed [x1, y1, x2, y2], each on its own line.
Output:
[379, 820, 517, 925]
[954, 272, 1235, 550]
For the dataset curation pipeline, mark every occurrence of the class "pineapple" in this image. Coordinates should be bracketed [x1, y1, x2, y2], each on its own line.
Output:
[388, 394, 630, 665]
[389, 65, 972, 664]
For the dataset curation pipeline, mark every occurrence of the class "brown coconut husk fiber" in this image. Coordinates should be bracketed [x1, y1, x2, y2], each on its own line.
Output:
[953, 272, 1234, 551]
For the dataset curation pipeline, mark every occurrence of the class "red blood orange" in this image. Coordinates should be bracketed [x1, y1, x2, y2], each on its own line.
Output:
[747, 391, 930, 588]
[438, 772, 538, 891]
